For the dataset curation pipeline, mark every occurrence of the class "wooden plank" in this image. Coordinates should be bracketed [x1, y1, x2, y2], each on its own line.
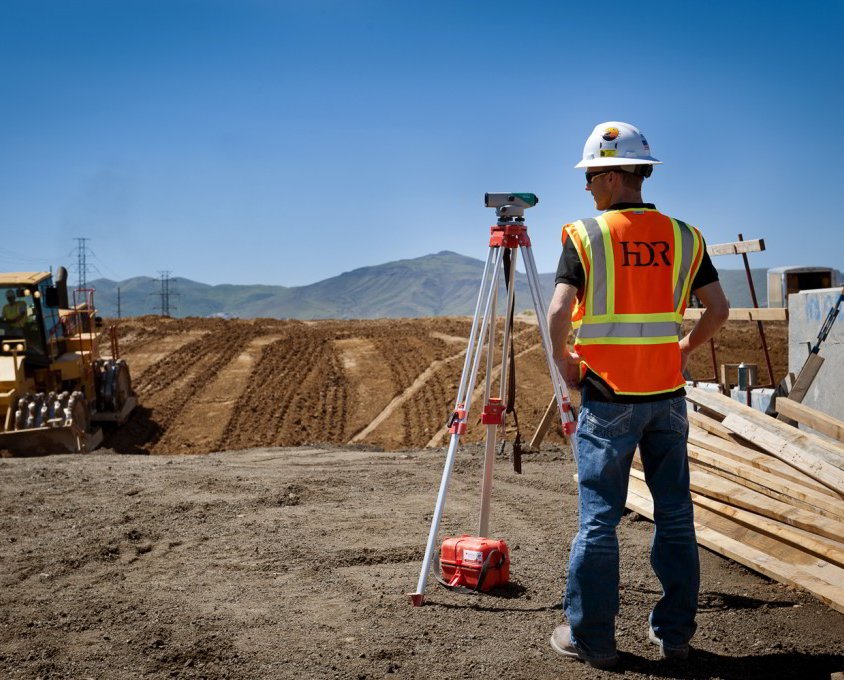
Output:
[689, 426, 837, 497]
[630, 468, 844, 567]
[688, 444, 844, 520]
[767, 372, 797, 422]
[529, 394, 558, 450]
[686, 467, 844, 541]
[722, 414, 844, 497]
[706, 238, 765, 256]
[690, 493, 844, 569]
[776, 398, 844, 444]
[687, 385, 844, 467]
[782, 352, 826, 408]
[697, 508, 844, 606]
[694, 461, 843, 520]
[626, 476, 844, 614]
[688, 410, 733, 439]
[683, 307, 787, 322]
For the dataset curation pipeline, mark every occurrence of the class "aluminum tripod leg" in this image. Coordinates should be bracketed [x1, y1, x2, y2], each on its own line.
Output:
[521, 245, 578, 456]
[409, 246, 505, 605]
[478, 246, 518, 538]
[478, 278, 499, 540]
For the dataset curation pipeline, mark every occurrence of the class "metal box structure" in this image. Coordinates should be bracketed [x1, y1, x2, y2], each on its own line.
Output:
[767, 266, 838, 308]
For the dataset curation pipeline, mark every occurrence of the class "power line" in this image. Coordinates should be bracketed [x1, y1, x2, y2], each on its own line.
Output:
[89, 249, 122, 280]
[0, 245, 55, 267]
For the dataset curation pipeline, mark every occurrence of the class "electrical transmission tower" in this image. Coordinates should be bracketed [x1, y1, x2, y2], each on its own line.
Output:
[155, 270, 179, 317]
[73, 237, 95, 291]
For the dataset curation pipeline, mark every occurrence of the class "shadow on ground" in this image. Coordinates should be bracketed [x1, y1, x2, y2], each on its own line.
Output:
[615, 650, 844, 679]
[102, 405, 160, 454]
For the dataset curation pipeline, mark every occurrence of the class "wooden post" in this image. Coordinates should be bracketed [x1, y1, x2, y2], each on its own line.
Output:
[529, 394, 558, 450]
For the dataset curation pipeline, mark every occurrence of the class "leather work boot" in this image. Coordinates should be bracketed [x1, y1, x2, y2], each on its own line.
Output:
[648, 626, 690, 660]
[549, 625, 619, 669]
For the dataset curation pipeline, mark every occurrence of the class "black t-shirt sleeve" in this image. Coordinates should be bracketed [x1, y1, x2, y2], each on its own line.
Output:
[691, 243, 719, 292]
[555, 237, 584, 288]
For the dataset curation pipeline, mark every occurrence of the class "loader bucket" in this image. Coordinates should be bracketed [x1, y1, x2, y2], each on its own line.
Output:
[0, 425, 103, 457]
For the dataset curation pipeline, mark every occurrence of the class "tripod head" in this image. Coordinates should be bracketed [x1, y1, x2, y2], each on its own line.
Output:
[484, 192, 539, 224]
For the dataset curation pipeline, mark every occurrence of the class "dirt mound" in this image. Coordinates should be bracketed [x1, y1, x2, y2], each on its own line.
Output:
[104, 317, 788, 456]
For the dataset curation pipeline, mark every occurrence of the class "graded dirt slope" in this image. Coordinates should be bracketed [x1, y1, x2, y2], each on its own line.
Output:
[1, 445, 842, 679]
[103, 317, 789, 456]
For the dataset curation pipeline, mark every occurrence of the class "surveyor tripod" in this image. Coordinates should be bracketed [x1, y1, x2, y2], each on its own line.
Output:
[409, 193, 578, 606]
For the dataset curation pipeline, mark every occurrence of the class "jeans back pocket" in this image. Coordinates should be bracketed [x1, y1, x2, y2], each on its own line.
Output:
[581, 401, 634, 438]
[669, 396, 688, 435]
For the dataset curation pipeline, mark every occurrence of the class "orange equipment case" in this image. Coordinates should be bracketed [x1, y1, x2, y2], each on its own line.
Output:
[438, 535, 509, 592]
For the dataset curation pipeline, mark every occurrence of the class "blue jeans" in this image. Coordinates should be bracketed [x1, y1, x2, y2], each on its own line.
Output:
[564, 396, 699, 660]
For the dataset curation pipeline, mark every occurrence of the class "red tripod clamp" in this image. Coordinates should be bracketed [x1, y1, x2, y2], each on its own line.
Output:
[481, 398, 506, 425]
[559, 401, 577, 435]
[448, 406, 468, 434]
[489, 224, 531, 248]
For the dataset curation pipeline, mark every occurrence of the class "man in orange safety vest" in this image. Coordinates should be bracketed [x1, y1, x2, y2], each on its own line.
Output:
[547, 122, 729, 669]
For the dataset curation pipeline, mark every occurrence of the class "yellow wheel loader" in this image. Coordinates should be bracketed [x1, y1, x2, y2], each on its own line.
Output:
[0, 267, 137, 455]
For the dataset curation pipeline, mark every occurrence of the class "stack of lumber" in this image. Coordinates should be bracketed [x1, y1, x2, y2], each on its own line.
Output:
[624, 386, 844, 613]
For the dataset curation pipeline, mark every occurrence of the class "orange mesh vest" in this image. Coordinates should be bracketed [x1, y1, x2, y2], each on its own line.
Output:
[563, 208, 704, 396]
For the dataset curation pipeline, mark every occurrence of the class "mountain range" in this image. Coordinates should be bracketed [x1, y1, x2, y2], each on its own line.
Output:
[86, 250, 799, 319]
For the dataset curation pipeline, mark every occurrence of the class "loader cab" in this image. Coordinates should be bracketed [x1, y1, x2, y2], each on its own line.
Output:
[0, 273, 62, 368]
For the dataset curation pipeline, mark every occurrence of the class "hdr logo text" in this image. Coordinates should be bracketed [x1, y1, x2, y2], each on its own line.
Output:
[619, 241, 671, 267]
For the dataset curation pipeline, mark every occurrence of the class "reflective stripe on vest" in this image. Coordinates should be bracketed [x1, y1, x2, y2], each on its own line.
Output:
[575, 318, 682, 342]
[672, 218, 700, 313]
[580, 217, 609, 317]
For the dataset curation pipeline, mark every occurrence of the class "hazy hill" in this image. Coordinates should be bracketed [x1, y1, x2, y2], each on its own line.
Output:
[88, 251, 814, 319]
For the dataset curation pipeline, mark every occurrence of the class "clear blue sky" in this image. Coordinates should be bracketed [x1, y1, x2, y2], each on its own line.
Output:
[1, 0, 841, 287]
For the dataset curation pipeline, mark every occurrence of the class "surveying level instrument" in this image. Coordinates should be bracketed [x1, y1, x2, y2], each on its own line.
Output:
[409, 192, 578, 606]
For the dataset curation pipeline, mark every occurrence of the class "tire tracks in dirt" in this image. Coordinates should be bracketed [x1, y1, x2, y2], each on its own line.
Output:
[424, 340, 543, 447]
[350, 326, 540, 449]
[152, 334, 285, 454]
[347, 347, 467, 444]
[219, 325, 350, 450]
[105, 318, 789, 454]
[107, 320, 277, 453]
[360, 333, 455, 449]
[123, 330, 211, 381]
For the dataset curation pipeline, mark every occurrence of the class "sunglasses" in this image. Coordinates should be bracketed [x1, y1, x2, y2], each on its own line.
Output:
[585, 169, 614, 185]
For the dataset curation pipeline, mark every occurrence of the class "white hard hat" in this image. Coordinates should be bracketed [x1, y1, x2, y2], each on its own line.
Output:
[575, 121, 661, 169]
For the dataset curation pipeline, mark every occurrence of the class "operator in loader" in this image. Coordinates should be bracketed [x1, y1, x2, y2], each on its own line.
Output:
[3, 289, 27, 331]
[546, 121, 729, 669]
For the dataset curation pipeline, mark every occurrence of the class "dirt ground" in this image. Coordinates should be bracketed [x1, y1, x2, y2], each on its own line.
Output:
[2, 445, 843, 679]
[3, 316, 842, 679]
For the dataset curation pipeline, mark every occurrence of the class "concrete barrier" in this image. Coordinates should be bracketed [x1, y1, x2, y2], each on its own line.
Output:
[788, 287, 844, 423]
[729, 386, 775, 414]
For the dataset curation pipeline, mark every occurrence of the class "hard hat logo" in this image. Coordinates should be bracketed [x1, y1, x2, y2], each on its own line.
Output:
[575, 121, 662, 169]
